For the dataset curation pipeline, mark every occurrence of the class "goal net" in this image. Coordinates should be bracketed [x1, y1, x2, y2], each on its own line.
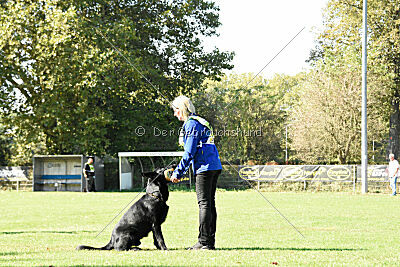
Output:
[118, 151, 192, 191]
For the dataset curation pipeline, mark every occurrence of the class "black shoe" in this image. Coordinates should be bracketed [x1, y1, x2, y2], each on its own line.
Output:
[187, 242, 214, 250]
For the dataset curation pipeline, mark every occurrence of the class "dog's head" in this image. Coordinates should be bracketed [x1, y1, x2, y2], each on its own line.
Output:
[142, 165, 175, 202]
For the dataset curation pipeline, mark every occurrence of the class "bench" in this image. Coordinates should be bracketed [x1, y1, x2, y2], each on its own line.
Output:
[35, 176, 82, 191]
[35, 181, 81, 185]
[40, 175, 81, 180]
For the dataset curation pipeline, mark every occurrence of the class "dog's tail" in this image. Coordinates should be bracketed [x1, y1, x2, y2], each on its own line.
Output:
[76, 240, 112, 251]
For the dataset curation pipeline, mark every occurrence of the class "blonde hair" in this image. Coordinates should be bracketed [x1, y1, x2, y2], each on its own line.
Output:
[171, 95, 196, 120]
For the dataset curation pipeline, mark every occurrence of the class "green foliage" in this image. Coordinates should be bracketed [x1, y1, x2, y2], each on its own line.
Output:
[0, 0, 233, 164]
[290, 48, 390, 164]
[293, 0, 399, 164]
[310, 0, 400, 68]
[193, 73, 300, 164]
[0, 122, 11, 166]
[320, 0, 399, 110]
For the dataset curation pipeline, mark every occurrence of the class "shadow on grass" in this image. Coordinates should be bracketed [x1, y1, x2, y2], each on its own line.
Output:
[113, 247, 365, 252]
[215, 247, 365, 251]
[0, 258, 30, 263]
[0, 251, 38, 263]
[0, 230, 96, 235]
[0, 252, 20, 256]
[103, 184, 251, 193]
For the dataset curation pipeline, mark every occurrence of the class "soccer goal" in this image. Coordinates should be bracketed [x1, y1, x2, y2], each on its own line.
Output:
[118, 151, 192, 191]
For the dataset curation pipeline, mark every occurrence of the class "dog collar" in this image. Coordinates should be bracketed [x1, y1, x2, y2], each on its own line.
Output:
[147, 192, 164, 202]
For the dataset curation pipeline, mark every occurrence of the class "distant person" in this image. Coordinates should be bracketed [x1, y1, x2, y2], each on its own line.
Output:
[84, 157, 96, 192]
[166, 95, 222, 250]
[387, 153, 399, 196]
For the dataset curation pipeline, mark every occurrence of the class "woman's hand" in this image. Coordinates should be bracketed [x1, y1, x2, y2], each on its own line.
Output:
[164, 168, 180, 183]
[170, 176, 180, 183]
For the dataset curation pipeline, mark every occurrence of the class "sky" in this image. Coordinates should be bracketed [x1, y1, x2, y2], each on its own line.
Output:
[204, 0, 330, 78]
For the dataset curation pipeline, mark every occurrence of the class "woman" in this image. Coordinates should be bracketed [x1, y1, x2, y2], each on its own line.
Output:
[168, 95, 222, 250]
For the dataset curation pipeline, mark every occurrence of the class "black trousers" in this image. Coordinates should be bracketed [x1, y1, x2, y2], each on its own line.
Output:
[86, 176, 96, 192]
[195, 169, 221, 246]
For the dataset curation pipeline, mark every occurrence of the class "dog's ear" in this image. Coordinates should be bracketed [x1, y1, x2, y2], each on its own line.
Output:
[142, 172, 157, 179]
[154, 168, 164, 176]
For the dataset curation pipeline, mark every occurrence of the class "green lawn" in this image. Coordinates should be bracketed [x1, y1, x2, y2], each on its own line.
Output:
[0, 190, 399, 266]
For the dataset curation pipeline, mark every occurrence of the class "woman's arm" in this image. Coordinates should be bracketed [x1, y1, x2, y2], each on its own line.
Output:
[172, 120, 202, 180]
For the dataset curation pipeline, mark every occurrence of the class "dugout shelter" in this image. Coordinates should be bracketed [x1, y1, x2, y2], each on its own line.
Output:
[33, 155, 104, 192]
[118, 151, 192, 191]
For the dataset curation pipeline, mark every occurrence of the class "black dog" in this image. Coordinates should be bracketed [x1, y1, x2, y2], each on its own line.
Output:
[77, 168, 170, 251]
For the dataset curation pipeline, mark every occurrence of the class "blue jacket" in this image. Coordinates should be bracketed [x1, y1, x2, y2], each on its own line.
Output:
[173, 116, 222, 179]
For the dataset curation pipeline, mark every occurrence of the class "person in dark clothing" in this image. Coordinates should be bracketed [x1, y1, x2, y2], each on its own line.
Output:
[84, 157, 96, 192]
[166, 95, 222, 250]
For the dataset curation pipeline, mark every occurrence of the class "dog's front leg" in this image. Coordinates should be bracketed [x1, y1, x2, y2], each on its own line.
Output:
[152, 224, 167, 250]
[152, 230, 161, 250]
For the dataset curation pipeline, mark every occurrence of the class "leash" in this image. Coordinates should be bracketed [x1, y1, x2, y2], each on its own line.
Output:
[223, 26, 305, 110]
[225, 161, 305, 238]
[82, 17, 178, 109]
[94, 159, 177, 238]
[218, 26, 306, 238]
[84, 16, 306, 239]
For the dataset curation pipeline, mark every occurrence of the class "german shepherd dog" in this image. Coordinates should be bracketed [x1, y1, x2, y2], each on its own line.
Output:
[76, 168, 171, 251]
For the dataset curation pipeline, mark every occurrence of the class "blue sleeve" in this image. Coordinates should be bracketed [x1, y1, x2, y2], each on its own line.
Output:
[173, 120, 201, 179]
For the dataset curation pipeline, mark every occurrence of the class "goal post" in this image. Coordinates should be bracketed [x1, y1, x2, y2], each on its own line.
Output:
[118, 151, 187, 191]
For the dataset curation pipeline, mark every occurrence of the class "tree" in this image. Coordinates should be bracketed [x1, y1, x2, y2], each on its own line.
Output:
[0, 0, 233, 164]
[309, 0, 400, 158]
[0, 121, 11, 166]
[194, 73, 299, 164]
[290, 48, 388, 164]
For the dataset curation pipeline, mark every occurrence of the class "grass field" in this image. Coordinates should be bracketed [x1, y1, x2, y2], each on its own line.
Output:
[1, 190, 400, 266]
